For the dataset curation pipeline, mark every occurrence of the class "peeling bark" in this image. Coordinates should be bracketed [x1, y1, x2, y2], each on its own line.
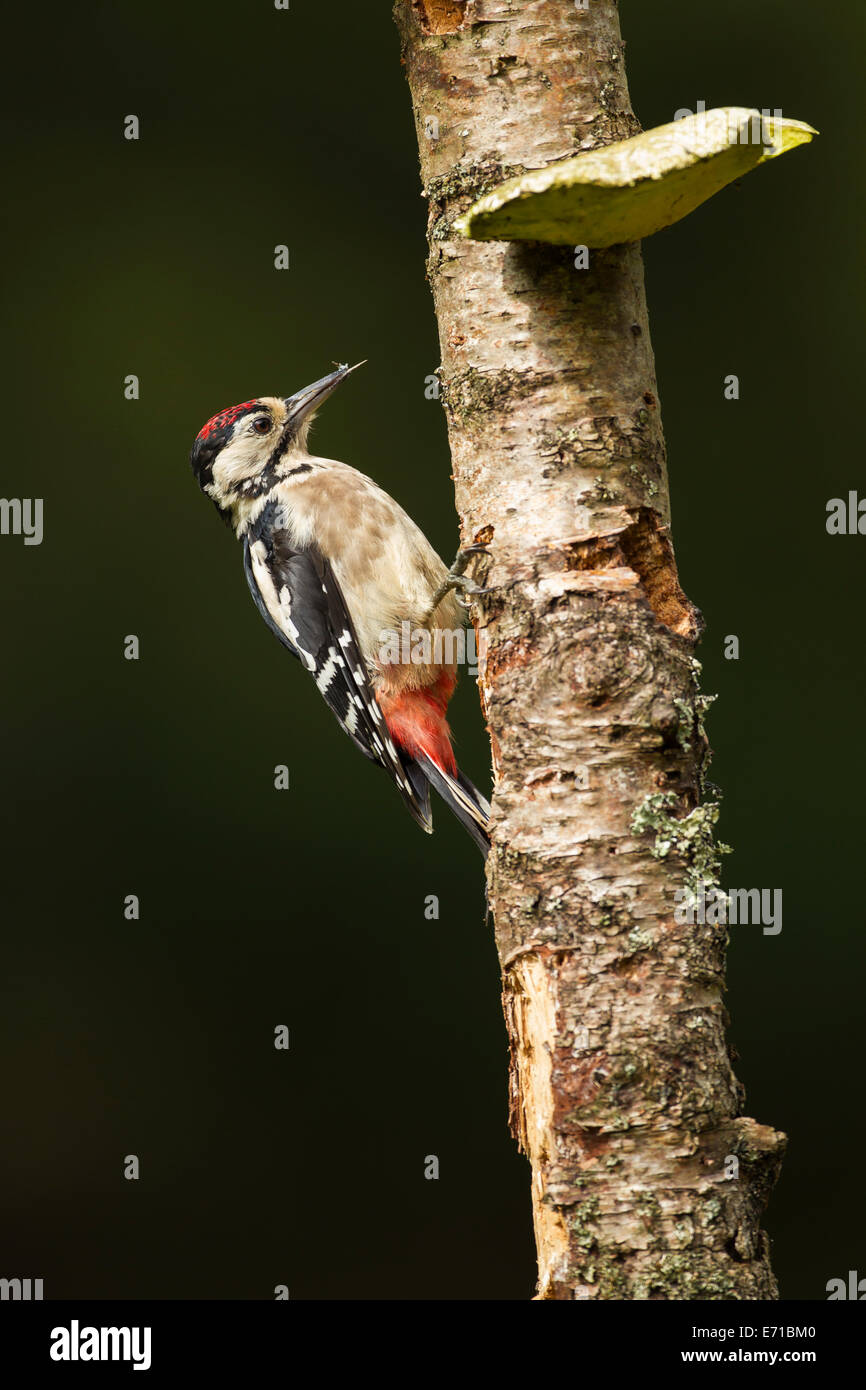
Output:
[394, 0, 785, 1299]
[412, 0, 467, 36]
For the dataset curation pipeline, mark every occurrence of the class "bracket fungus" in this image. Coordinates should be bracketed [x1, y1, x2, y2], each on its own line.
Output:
[454, 107, 817, 248]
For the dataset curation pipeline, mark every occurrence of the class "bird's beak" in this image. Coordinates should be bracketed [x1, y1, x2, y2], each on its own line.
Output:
[284, 361, 365, 429]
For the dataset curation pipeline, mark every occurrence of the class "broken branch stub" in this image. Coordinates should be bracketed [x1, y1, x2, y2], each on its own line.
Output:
[454, 107, 818, 248]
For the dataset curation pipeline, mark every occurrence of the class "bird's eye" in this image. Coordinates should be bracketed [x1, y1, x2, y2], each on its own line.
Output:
[251, 417, 271, 435]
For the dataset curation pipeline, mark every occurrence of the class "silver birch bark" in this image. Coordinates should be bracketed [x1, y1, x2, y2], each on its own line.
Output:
[395, 0, 785, 1300]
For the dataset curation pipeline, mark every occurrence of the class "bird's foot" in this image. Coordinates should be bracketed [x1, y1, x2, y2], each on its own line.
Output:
[426, 545, 491, 618]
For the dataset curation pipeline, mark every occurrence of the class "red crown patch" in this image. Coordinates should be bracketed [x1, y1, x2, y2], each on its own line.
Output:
[196, 400, 259, 443]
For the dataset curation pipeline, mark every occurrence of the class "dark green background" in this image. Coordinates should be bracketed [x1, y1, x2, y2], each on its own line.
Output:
[0, 0, 861, 1299]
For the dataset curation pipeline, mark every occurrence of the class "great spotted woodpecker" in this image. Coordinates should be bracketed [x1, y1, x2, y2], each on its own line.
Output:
[190, 363, 492, 855]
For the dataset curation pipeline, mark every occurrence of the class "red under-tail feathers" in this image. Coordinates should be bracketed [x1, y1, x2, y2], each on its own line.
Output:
[377, 670, 457, 775]
[377, 670, 491, 856]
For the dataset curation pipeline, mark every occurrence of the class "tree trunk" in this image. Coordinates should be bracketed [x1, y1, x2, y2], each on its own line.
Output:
[394, 0, 785, 1300]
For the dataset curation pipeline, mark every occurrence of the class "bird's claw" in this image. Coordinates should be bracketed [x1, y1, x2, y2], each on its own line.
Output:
[453, 576, 490, 609]
[425, 545, 492, 620]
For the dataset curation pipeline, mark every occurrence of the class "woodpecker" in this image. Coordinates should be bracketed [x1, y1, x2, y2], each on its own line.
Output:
[190, 363, 492, 855]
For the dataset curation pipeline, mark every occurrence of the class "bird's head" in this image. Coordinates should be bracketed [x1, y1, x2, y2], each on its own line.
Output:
[190, 362, 363, 520]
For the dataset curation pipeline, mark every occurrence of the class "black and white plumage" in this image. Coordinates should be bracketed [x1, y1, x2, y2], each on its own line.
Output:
[190, 364, 491, 855]
[242, 499, 429, 829]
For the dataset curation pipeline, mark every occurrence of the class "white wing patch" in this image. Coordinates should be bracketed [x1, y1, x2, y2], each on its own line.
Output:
[244, 525, 429, 827]
[248, 540, 316, 671]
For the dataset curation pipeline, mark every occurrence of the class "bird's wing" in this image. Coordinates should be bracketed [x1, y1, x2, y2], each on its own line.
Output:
[242, 503, 432, 832]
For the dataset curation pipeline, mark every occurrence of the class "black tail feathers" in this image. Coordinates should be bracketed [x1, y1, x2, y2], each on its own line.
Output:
[415, 753, 492, 858]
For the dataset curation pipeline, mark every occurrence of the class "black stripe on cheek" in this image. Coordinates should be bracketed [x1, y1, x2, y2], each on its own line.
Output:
[239, 460, 312, 498]
[269, 425, 295, 466]
[265, 417, 313, 471]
